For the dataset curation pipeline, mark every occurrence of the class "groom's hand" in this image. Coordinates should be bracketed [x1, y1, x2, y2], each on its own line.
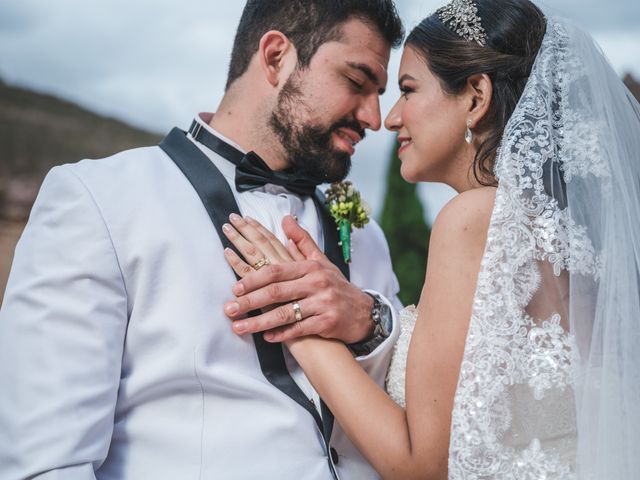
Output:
[224, 260, 375, 344]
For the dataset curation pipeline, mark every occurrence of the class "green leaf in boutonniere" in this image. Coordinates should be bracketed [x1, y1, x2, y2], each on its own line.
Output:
[325, 181, 371, 263]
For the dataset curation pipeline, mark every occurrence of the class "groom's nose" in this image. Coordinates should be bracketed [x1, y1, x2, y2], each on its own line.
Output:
[355, 94, 382, 131]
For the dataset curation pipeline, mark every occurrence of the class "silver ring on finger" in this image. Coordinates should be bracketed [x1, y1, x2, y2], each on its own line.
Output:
[292, 301, 303, 322]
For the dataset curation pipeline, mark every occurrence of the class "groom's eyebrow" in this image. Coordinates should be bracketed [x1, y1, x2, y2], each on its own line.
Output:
[346, 61, 386, 95]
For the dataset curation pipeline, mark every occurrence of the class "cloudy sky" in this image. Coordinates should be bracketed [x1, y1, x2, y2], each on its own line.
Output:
[1, 0, 638, 223]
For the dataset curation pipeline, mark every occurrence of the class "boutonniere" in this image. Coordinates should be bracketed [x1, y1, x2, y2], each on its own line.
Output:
[325, 181, 370, 263]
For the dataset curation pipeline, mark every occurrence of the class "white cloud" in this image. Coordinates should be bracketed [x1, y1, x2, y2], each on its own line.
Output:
[0, 1, 244, 131]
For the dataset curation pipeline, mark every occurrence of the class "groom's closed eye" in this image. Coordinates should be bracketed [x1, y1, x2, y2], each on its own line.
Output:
[346, 61, 386, 95]
[346, 76, 365, 92]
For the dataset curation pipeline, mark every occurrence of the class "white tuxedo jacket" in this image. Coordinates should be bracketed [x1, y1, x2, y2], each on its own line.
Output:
[0, 125, 401, 480]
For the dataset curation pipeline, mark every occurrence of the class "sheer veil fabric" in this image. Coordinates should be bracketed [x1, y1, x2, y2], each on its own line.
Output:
[445, 18, 640, 479]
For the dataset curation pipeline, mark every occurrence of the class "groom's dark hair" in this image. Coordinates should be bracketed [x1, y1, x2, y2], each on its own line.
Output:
[225, 0, 404, 90]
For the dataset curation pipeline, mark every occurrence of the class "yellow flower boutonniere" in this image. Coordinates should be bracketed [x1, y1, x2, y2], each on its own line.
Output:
[325, 181, 370, 263]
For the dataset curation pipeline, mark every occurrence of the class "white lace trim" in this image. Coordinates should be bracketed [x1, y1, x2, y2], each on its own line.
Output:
[386, 305, 417, 409]
[448, 22, 594, 479]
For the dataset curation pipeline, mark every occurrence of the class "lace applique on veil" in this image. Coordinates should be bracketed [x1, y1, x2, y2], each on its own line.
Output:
[445, 19, 620, 478]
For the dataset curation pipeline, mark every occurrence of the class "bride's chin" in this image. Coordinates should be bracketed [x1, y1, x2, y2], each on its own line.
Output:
[399, 163, 424, 184]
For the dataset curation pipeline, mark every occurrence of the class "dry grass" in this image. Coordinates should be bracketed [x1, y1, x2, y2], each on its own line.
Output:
[0, 220, 26, 305]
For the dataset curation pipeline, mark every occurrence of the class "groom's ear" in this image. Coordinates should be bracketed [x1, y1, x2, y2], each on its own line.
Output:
[258, 30, 297, 88]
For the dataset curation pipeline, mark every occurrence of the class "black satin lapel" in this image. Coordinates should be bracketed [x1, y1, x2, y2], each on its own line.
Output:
[160, 128, 238, 251]
[311, 189, 353, 445]
[159, 128, 325, 435]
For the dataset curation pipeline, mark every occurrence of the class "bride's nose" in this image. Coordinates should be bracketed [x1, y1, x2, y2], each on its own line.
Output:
[384, 99, 403, 131]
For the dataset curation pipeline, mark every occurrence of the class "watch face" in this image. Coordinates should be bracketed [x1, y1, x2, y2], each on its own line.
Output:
[365, 293, 391, 338]
[373, 324, 382, 338]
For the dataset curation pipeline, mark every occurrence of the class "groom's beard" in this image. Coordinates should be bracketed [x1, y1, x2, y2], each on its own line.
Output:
[269, 74, 364, 183]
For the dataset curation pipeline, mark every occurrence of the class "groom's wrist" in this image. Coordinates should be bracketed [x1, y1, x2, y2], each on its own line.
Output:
[348, 291, 392, 357]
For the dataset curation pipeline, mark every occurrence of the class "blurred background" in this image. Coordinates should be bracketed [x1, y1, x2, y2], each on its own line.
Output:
[1, 0, 639, 304]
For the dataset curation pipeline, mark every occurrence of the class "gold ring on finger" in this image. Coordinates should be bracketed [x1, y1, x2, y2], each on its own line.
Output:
[292, 302, 303, 322]
[253, 257, 270, 270]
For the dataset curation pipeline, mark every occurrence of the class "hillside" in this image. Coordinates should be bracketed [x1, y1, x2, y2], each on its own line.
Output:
[0, 81, 163, 300]
[0, 82, 162, 178]
[0, 81, 162, 219]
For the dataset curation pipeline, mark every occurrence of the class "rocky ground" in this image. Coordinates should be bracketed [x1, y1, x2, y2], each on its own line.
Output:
[0, 220, 25, 304]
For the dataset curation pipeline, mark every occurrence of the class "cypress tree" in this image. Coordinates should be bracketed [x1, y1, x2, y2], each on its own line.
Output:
[380, 145, 430, 306]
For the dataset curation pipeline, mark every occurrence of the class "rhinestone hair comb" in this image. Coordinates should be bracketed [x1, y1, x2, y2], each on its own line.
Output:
[437, 0, 488, 47]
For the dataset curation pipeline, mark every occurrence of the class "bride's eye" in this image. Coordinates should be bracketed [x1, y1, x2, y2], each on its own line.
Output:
[400, 85, 415, 99]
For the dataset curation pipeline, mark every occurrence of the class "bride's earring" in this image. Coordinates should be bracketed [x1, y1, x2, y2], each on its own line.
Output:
[465, 119, 473, 144]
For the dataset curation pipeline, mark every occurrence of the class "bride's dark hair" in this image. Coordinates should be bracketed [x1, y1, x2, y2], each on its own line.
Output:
[407, 0, 546, 185]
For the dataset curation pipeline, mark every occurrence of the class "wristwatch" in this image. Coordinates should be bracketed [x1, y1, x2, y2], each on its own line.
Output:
[348, 292, 392, 356]
[367, 292, 390, 339]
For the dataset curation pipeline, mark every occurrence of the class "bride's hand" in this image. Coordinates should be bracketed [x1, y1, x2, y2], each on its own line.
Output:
[222, 214, 336, 275]
[221, 214, 374, 345]
[222, 214, 301, 275]
[221, 214, 324, 345]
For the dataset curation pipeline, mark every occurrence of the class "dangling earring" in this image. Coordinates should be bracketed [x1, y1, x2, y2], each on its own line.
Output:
[465, 119, 473, 144]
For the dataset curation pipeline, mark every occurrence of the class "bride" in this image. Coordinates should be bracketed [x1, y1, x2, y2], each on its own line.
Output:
[221, 0, 640, 477]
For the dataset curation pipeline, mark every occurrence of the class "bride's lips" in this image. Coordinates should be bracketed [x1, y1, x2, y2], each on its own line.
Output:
[398, 136, 412, 154]
[333, 128, 362, 155]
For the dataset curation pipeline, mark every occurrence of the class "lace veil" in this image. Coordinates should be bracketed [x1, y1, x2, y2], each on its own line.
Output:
[448, 19, 640, 479]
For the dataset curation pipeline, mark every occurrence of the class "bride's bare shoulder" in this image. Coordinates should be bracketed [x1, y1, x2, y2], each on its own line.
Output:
[430, 186, 496, 256]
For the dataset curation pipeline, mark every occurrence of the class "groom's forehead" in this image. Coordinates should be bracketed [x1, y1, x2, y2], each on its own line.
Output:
[317, 21, 389, 70]
[335, 21, 390, 65]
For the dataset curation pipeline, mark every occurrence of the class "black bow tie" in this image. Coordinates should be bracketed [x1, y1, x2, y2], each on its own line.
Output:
[189, 120, 320, 197]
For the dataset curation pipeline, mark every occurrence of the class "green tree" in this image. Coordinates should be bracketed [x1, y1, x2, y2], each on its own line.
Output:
[380, 146, 430, 306]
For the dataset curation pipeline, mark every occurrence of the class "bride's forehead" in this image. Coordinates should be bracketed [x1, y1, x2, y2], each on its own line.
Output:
[398, 49, 437, 83]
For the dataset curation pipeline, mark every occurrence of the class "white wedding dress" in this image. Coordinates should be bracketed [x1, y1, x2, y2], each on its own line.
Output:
[384, 16, 640, 478]
[386, 304, 577, 479]
[386, 306, 416, 409]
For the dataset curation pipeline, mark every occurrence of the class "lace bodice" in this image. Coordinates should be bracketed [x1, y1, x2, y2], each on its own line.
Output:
[386, 305, 577, 479]
[386, 306, 417, 408]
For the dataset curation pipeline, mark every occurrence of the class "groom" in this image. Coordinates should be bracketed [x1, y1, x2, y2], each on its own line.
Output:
[0, 1, 403, 479]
